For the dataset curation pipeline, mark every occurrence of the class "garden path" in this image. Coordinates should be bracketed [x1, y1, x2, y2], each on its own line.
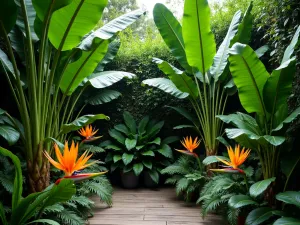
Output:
[89, 187, 222, 225]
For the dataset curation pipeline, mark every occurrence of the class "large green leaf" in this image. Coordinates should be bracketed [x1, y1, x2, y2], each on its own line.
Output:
[217, 112, 261, 135]
[153, 4, 191, 72]
[86, 89, 121, 105]
[28, 219, 60, 225]
[0, 147, 22, 211]
[123, 111, 136, 134]
[109, 129, 125, 145]
[0, 125, 20, 146]
[203, 155, 229, 165]
[113, 155, 122, 163]
[167, 106, 199, 126]
[276, 191, 300, 208]
[0, 49, 17, 76]
[210, 10, 242, 82]
[114, 124, 130, 135]
[61, 114, 109, 134]
[122, 153, 134, 166]
[142, 78, 189, 99]
[229, 43, 269, 115]
[274, 217, 300, 225]
[79, 9, 144, 50]
[273, 106, 300, 132]
[0, 0, 17, 34]
[138, 116, 150, 135]
[249, 177, 276, 198]
[158, 144, 173, 159]
[48, 0, 107, 51]
[142, 160, 152, 169]
[225, 128, 285, 149]
[125, 138, 137, 151]
[182, 0, 216, 74]
[245, 207, 274, 225]
[89, 71, 136, 88]
[94, 40, 120, 72]
[144, 121, 164, 141]
[133, 163, 144, 176]
[32, 0, 72, 21]
[231, 2, 253, 45]
[148, 170, 159, 184]
[153, 58, 184, 76]
[169, 73, 198, 99]
[263, 58, 296, 116]
[228, 195, 257, 209]
[20, 180, 75, 223]
[141, 150, 155, 157]
[281, 26, 300, 64]
[60, 40, 109, 95]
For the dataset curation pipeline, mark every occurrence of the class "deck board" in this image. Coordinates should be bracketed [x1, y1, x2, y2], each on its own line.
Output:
[89, 187, 222, 225]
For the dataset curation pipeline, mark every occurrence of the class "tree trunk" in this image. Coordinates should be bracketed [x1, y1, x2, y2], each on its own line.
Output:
[27, 158, 50, 193]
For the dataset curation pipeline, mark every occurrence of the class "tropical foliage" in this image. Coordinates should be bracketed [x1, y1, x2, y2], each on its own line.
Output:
[142, 0, 254, 158]
[103, 111, 178, 183]
[0, 0, 144, 192]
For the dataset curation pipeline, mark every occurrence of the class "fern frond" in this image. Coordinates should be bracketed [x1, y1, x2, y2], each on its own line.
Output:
[0, 172, 13, 193]
[227, 207, 240, 225]
[80, 144, 105, 154]
[175, 177, 190, 196]
[43, 204, 64, 214]
[56, 209, 86, 225]
[68, 195, 94, 209]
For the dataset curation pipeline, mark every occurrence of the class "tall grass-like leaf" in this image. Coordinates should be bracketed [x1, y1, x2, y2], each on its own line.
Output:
[138, 116, 150, 135]
[281, 26, 300, 64]
[182, 0, 216, 74]
[153, 4, 191, 72]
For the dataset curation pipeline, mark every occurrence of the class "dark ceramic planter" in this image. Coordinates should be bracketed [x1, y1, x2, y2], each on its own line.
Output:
[143, 171, 159, 188]
[121, 171, 139, 189]
[237, 215, 246, 225]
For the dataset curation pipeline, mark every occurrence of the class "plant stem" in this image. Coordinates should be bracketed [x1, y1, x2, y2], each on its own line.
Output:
[243, 173, 249, 192]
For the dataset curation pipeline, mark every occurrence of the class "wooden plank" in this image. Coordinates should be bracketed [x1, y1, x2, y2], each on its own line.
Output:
[93, 208, 145, 215]
[89, 220, 166, 225]
[144, 215, 215, 223]
[145, 208, 201, 216]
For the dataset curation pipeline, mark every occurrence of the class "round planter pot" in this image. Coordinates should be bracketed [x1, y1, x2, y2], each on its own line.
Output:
[121, 171, 139, 189]
[143, 171, 159, 188]
[237, 215, 246, 225]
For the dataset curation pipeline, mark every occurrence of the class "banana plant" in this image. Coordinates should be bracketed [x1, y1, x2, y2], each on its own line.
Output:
[142, 0, 254, 158]
[0, 0, 144, 192]
[218, 26, 300, 180]
[0, 146, 75, 225]
[0, 108, 21, 146]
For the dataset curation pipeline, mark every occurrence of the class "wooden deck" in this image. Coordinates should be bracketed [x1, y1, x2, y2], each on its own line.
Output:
[89, 187, 222, 225]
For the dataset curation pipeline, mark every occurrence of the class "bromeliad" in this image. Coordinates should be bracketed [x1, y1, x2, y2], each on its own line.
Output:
[176, 136, 201, 157]
[212, 145, 251, 174]
[44, 141, 107, 184]
[78, 125, 102, 142]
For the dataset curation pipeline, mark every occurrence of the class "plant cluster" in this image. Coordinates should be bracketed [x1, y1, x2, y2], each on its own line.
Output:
[103, 111, 178, 184]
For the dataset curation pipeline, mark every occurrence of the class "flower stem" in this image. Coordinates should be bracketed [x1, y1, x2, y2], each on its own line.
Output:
[243, 173, 249, 192]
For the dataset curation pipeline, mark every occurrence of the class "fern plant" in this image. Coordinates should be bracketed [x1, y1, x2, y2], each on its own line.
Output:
[161, 155, 206, 201]
[198, 167, 256, 225]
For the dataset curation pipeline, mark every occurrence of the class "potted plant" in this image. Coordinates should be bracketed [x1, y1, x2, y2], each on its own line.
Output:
[103, 111, 178, 188]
